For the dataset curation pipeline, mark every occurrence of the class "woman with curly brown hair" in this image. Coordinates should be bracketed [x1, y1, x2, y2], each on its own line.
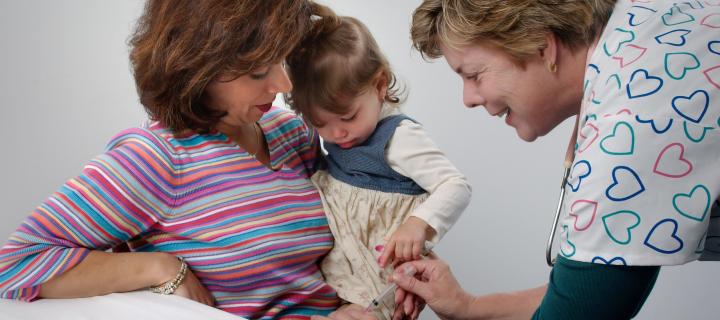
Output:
[0, 1, 373, 319]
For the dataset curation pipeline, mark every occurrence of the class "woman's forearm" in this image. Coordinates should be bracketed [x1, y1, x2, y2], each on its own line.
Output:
[459, 285, 546, 320]
[38, 250, 180, 298]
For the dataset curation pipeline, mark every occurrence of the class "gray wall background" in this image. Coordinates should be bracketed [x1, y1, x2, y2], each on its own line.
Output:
[0, 1, 715, 319]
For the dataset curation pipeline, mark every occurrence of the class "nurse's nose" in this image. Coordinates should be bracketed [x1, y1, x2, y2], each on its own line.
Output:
[462, 80, 486, 109]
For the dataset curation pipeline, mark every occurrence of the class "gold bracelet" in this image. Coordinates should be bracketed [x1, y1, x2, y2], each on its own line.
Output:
[149, 256, 187, 295]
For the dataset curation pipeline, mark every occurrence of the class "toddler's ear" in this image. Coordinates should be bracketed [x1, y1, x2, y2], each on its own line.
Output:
[374, 72, 388, 101]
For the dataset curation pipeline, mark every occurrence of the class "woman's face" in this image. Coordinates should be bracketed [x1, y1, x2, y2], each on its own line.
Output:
[440, 42, 577, 142]
[204, 62, 291, 127]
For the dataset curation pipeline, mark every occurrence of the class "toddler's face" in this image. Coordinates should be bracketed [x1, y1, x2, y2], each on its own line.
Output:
[312, 86, 384, 149]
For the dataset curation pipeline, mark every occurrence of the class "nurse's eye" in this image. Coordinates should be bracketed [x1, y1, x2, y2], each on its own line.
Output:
[465, 73, 481, 82]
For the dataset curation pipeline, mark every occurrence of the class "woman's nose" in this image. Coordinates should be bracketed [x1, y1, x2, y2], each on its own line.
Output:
[268, 62, 293, 94]
[462, 81, 485, 109]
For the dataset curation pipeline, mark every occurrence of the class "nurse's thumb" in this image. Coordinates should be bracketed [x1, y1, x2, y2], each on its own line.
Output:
[390, 265, 432, 300]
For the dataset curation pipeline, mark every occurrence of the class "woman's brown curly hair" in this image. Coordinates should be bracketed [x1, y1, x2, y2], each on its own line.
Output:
[129, 0, 327, 133]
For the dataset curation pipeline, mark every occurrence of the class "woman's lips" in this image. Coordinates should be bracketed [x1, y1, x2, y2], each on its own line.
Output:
[256, 103, 272, 112]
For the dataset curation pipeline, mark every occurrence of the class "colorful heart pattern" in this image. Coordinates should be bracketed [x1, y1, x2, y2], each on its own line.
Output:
[703, 65, 720, 90]
[700, 13, 720, 28]
[628, 5, 657, 26]
[635, 115, 674, 134]
[606, 166, 646, 202]
[673, 184, 711, 222]
[592, 256, 628, 265]
[613, 44, 647, 68]
[664, 52, 700, 79]
[600, 122, 635, 155]
[672, 89, 709, 123]
[560, 225, 576, 258]
[572, 1, 719, 265]
[603, 210, 641, 245]
[644, 219, 684, 254]
[683, 121, 714, 142]
[567, 160, 591, 192]
[603, 28, 635, 56]
[626, 69, 664, 99]
[653, 143, 693, 178]
[577, 123, 600, 154]
[569, 200, 598, 231]
[708, 40, 720, 55]
[662, 5, 695, 26]
[655, 29, 692, 46]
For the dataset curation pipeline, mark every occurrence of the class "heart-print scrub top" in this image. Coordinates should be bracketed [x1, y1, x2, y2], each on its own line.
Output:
[561, 0, 720, 266]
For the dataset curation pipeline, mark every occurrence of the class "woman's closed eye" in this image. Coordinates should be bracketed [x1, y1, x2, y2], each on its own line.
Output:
[250, 67, 271, 80]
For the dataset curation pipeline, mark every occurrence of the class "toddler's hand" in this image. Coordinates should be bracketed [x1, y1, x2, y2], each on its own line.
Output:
[378, 217, 433, 267]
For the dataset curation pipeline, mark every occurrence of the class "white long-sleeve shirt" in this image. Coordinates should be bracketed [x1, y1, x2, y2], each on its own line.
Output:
[382, 106, 472, 241]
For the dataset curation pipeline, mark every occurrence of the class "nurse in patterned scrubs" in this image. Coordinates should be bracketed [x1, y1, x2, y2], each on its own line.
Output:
[387, 1, 720, 319]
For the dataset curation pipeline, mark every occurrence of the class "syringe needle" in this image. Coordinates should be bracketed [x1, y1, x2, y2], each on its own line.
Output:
[364, 265, 417, 312]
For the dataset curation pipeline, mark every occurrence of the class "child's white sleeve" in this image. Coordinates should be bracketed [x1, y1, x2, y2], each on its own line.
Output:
[386, 120, 472, 241]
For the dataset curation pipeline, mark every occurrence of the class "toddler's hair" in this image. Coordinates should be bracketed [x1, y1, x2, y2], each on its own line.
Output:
[285, 15, 403, 126]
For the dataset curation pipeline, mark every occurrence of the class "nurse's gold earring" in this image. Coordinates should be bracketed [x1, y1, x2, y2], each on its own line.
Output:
[547, 62, 558, 73]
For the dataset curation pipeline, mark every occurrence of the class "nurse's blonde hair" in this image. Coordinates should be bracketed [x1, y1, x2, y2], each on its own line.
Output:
[411, 0, 616, 62]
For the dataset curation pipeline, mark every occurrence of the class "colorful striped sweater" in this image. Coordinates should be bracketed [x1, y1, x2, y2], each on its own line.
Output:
[0, 107, 339, 319]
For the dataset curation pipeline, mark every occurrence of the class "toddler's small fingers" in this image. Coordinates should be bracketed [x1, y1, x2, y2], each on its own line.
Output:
[379, 244, 395, 267]
[401, 243, 413, 262]
[412, 242, 422, 260]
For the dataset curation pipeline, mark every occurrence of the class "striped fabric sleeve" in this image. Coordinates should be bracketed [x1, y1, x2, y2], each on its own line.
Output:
[268, 109, 321, 176]
[296, 117, 321, 176]
[0, 128, 175, 300]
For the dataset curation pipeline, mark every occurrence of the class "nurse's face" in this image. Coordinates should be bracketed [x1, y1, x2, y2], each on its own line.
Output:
[440, 42, 578, 142]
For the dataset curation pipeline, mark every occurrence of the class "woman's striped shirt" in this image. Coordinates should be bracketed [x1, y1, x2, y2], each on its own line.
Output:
[0, 107, 339, 319]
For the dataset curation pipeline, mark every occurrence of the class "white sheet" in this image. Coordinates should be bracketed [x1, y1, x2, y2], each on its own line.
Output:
[0, 291, 245, 320]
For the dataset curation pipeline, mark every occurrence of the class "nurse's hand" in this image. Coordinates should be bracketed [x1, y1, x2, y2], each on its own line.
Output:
[393, 286, 424, 320]
[389, 258, 473, 320]
[311, 304, 378, 320]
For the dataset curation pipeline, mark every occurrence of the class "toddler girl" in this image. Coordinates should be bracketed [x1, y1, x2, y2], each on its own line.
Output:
[286, 14, 472, 320]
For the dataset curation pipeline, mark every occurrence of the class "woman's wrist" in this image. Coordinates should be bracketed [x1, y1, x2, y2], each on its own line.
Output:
[149, 256, 187, 294]
[150, 252, 184, 287]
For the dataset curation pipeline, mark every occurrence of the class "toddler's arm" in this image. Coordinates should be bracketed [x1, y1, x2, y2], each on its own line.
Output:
[379, 120, 472, 266]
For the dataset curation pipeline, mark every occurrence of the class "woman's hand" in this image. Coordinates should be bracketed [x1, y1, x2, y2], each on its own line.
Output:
[154, 254, 215, 306]
[390, 257, 473, 320]
[379, 217, 434, 267]
[311, 303, 378, 320]
[174, 268, 215, 306]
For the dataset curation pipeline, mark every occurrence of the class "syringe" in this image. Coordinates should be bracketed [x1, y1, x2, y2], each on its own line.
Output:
[364, 241, 434, 313]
